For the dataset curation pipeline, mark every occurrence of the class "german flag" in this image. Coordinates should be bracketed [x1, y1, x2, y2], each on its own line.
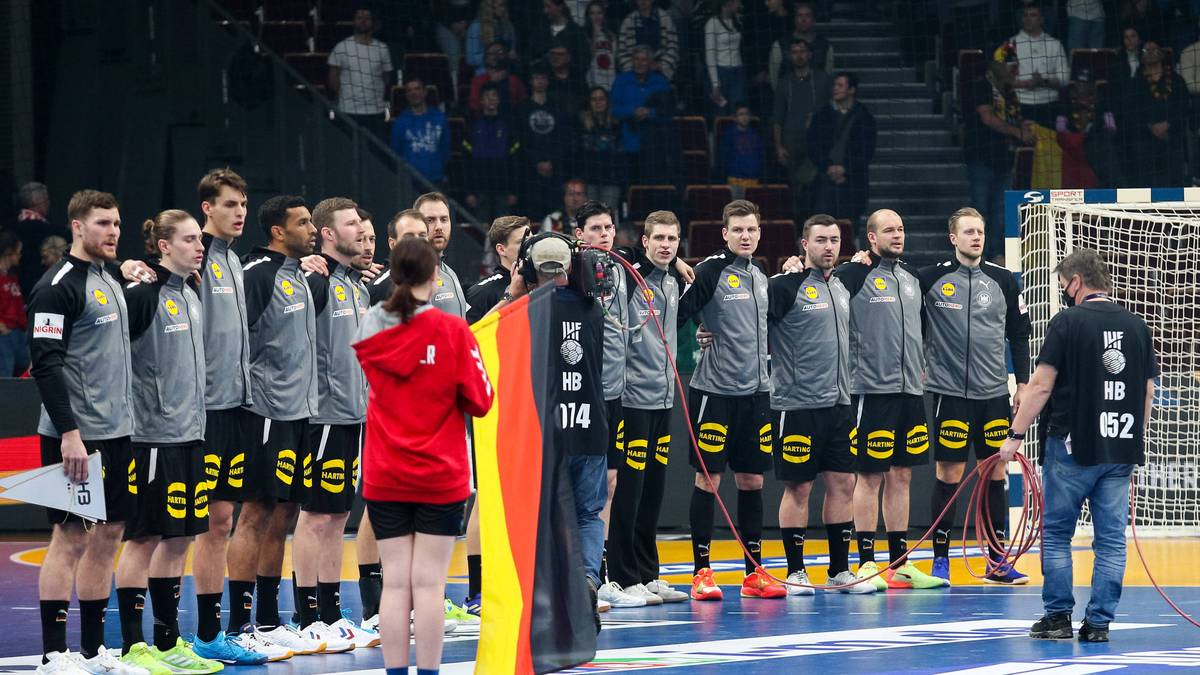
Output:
[472, 285, 597, 674]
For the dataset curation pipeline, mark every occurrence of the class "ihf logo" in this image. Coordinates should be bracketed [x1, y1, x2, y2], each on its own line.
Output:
[1102, 331, 1126, 374]
[560, 321, 583, 365]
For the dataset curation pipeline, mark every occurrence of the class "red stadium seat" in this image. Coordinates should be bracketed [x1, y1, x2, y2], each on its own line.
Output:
[674, 116, 709, 153]
[285, 52, 327, 86]
[403, 53, 455, 106]
[314, 20, 352, 52]
[627, 185, 677, 222]
[760, 220, 798, 256]
[262, 0, 314, 22]
[744, 185, 792, 221]
[684, 185, 732, 223]
[687, 221, 724, 256]
[683, 150, 711, 185]
[260, 21, 310, 55]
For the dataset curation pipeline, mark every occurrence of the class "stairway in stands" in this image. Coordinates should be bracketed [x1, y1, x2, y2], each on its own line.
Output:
[823, 0, 964, 266]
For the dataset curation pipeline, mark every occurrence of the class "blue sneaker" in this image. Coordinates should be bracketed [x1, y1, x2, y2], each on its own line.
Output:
[191, 631, 269, 665]
[463, 593, 481, 617]
[985, 564, 1029, 585]
[931, 556, 951, 585]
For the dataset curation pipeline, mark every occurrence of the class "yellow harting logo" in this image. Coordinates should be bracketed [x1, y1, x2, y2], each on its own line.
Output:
[275, 448, 297, 485]
[939, 419, 969, 449]
[166, 482, 188, 519]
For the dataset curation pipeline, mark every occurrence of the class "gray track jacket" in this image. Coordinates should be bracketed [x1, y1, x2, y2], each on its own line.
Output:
[834, 253, 925, 396]
[623, 252, 679, 411]
[767, 268, 851, 410]
[125, 266, 206, 444]
[242, 247, 318, 421]
[677, 248, 770, 396]
[28, 255, 135, 439]
[920, 259, 1032, 399]
[431, 258, 468, 318]
[601, 249, 630, 401]
[200, 233, 252, 410]
[307, 255, 368, 425]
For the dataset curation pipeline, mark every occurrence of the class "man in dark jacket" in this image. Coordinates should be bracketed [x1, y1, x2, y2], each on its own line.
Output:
[808, 73, 876, 238]
[773, 40, 832, 223]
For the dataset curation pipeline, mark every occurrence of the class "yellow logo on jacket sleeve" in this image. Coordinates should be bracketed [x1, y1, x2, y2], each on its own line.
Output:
[211, 262, 223, 280]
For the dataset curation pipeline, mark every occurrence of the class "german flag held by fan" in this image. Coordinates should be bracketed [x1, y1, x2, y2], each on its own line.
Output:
[472, 284, 597, 674]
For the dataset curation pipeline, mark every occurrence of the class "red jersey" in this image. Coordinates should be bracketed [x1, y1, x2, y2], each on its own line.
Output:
[0, 272, 26, 331]
[353, 305, 494, 504]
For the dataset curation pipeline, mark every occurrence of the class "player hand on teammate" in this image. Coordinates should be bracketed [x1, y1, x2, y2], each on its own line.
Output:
[696, 323, 714, 348]
[360, 262, 385, 282]
[851, 250, 872, 264]
[781, 255, 802, 273]
[300, 254, 330, 276]
[674, 258, 695, 283]
[60, 430, 89, 483]
[120, 259, 156, 284]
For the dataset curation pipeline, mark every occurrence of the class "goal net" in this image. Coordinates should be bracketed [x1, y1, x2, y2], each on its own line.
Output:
[1019, 201, 1200, 535]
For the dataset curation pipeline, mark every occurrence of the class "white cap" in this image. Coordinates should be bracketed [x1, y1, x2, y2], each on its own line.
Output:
[530, 237, 572, 274]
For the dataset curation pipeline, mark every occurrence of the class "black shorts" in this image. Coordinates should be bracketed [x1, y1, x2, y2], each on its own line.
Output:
[40, 435, 135, 525]
[204, 407, 257, 502]
[606, 398, 625, 470]
[366, 499, 466, 539]
[303, 423, 362, 514]
[687, 389, 773, 474]
[243, 414, 311, 503]
[932, 394, 1011, 462]
[620, 407, 672, 472]
[851, 394, 930, 473]
[773, 404, 855, 483]
[124, 443, 210, 540]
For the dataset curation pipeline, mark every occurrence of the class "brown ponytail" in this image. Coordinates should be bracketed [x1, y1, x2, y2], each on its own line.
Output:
[382, 237, 440, 322]
[143, 209, 195, 256]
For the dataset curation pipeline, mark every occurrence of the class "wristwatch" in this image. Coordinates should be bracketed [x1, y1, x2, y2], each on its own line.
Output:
[1007, 429, 1026, 440]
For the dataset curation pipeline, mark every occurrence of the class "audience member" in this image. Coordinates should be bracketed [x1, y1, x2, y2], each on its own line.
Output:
[463, 83, 521, 224]
[436, 10, 471, 87]
[721, 104, 766, 197]
[466, 0, 518, 75]
[1011, 4, 1069, 127]
[327, 6, 395, 141]
[808, 72, 876, 232]
[586, 0, 619, 89]
[612, 46, 677, 184]
[577, 86, 627, 208]
[1179, 34, 1200, 94]
[525, 0, 590, 79]
[469, 42, 528, 113]
[390, 77, 451, 186]
[743, 0, 791, 115]
[39, 235, 67, 270]
[1127, 39, 1191, 186]
[1120, 0, 1167, 46]
[773, 40, 832, 223]
[705, 0, 745, 117]
[521, 67, 575, 219]
[1056, 79, 1111, 189]
[1067, 0, 1106, 52]
[0, 230, 28, 378]
[1118, 25, 1144, 81]
[11, 181, 67, 298]
[618, 0, 681, 81]
[542, 178, 591, 232]
[548, 42, 588, 112]
[769, 2, 834, 86]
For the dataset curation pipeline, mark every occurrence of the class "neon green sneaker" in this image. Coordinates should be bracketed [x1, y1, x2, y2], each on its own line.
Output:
[886, 562, 950, 589]
[151, 638, 224, 674]
[855, 561, 889, 592]
[120, 643, 172, 675]
[445, 598, 481, 626]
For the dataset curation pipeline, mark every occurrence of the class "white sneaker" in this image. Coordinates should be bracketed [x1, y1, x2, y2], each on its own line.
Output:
[644, 579, 689, 603]
[300, 621, 354, 653]
[231, 630, 293, 661]
[411, 617, 458, 635]
[596, 598, 611, 613]
[361, 614, 379, 631]
[828, 569, 876, 594]
[255, 624, 325, 655]
[596, 581, 647, 608]
[624, 583, 664, 606]
[38, 652, 89, 675]
[330, 615, 380, 649]
[70, 647, 149, 675]
[786, 570, 816, 596]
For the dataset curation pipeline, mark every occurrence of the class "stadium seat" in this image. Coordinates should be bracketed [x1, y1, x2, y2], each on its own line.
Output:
[262, 0, 314, 22]
[390, 85, 405, 115]
[260, 21, 310, 55]
[318, 0, 357, 23]
[674, 116, 709, 153]
[457, 61, 475, 104]
[285, 52, 327, 86]
[684, 185, 732, 223]
[683, 150, 711, 185]
[754, 256, 771, 274]
[448, 117, 466, 159]
[687, 221, 724, 256]
[403, 54, 455, 106]
[760, 220, 798, 256]
[1011, 147, 1034, 189]
[314, 20, 352, 52]
[627, 185, 677, 222]
[744, 185, 792, 220]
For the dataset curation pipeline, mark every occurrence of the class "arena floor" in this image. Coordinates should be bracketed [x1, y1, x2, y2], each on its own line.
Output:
[1, 538, 1198, 673]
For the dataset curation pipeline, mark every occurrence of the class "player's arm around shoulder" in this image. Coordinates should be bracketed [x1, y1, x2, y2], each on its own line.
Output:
[677, 251, 727, 326]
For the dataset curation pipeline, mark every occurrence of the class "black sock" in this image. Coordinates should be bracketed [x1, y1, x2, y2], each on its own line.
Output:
[318, 582, 342, 625]
[600, 543, 608, 584]
[148, 577, 181, 651]
[857, 531, 876, 565]
[359, 563, 384, 618]
[41, 600, 70, 658]
[79, 598, 108, 659]
[826, 522, 854, 577]
[196, 593, 223, 643]
[227, 580, 255, 631]
[116, 587, 147, 652]
[291, 573, 301, 623]
[988, 479, 1008, 560]
[689, 486, 715, 574]
[296, 586, 318, 628]
[887, 531, 908, 565]
[466, 555, 481, 598]
[931, 479, 959, 559]
[781, 527, 806, 574]
[255, 575, 281, 627]
[737, 488, 764, 575]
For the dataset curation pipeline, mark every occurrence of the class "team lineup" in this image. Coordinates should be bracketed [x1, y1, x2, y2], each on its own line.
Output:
[24, 167, 1158, 674]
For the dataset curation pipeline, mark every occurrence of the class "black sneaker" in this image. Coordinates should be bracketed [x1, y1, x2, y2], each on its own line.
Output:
[1030, 613, 1074, 639]
[1078, 620, 1109, 642]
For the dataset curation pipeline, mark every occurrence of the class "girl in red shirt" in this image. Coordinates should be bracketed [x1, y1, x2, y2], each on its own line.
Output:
[0, 230, 29, 377]
[353, 238, 493, 674]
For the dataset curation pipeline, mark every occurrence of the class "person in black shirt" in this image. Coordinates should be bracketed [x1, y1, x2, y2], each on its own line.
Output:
[999, 249, 1157, 644]
[465, 216, 529, 325]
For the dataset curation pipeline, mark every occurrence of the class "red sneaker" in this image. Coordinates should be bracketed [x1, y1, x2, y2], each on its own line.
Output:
[741, 567, 787, 599]
[691, 567, 724, 601]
